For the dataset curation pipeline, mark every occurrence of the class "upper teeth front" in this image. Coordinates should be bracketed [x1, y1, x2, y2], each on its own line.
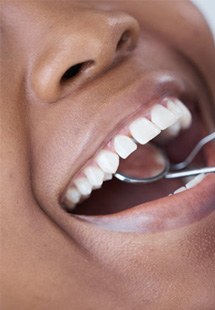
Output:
[63, 97, 192, 210]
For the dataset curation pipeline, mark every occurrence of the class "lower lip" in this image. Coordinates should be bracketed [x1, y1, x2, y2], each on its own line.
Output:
[74, 173, 215, 233]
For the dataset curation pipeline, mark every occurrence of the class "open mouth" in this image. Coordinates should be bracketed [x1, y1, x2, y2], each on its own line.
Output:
[61, 93, 215, 233]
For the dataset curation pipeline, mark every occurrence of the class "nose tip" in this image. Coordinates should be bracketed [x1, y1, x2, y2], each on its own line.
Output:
[32, 11, 140, 102]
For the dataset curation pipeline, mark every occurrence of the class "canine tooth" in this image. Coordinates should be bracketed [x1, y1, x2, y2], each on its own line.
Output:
[74, 177, 92, 196]
[173, 186, 187, 194]
[96, 150, 119, 174]
[174, 99, 192, 129]
[65, 187, 81, 208]
[129, 117, 161, 144]
[84, 166, 104, 187]
[113, 135, 137, 159]
[151, 104, 178, 130]
[185, 174, 205, 189]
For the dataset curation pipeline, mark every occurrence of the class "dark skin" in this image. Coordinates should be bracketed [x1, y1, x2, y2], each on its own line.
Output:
[1, 1, 215, 309]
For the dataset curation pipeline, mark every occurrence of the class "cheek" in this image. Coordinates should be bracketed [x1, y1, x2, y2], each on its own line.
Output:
[28, 103, 92, 209]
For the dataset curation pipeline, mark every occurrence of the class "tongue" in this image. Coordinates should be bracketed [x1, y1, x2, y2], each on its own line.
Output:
[117, 143, 167, 179]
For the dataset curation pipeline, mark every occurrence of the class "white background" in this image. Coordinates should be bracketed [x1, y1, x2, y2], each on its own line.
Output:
[192, 0, 215, 38]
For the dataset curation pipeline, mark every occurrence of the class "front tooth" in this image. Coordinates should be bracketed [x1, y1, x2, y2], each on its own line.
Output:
[113, 135, 137, 159]
[84, 166, 105, 187]
[174, 99, 192, 129]
[151, 104, 178, 130]
[65, 187, 81, 209]
[96, 150, 119, 174]
[129, 117, 161, 144]
[74, 177, 92, 196]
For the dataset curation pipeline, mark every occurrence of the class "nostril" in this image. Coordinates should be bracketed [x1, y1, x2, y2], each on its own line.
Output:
[60, 60, 94, 84]
[116, 30, 132, 52]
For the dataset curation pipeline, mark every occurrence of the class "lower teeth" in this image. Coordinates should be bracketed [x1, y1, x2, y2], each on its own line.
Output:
[172, 173, 206, 195]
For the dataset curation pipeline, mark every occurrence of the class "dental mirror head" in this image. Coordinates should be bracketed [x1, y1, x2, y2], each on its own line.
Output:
[114, 132, 215, 184]
[114, 143, 170, 184]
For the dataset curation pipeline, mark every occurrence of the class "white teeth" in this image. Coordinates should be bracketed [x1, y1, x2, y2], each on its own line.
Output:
[185, 174, 205, 189]
[164, 121, 181, 137]
[63, 97, 194, 210]
[74, 177, 92, 196]
[150, 104, 178, 130]
[173, 186, 187, 194]
[166, 98, 184, 118]
[65, 187, 81, 208]
[104, 173, 113, 181]
[84, 166, 105, 188]
[129, 117, 161, 144]
[173, 174, 206, 195]
[113, 135, 137, 159]
[174, 99, 192, 129]
[159, 121, 181, 141]
[96, 150, 119, 174]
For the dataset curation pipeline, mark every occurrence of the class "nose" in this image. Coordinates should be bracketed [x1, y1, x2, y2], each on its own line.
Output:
[32, 10, 140, 102]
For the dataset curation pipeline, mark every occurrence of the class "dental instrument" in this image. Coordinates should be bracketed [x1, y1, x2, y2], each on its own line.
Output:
[114, 132, 215, 184]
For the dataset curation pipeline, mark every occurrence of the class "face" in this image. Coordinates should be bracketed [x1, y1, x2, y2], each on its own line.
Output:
[1, 0, 215, 309]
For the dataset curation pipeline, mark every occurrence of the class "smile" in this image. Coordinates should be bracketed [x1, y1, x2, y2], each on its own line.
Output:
[60, 76, 215, 233]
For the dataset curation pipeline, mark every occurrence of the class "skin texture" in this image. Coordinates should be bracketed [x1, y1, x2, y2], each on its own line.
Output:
[0, 0, 215, 309]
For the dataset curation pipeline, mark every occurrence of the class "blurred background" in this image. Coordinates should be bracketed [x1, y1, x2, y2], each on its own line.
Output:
[192, 0, 215, 38]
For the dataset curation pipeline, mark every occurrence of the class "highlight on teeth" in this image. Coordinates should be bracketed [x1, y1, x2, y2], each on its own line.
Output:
[63, 97, 194, 210]
[172, 174, 206, 195]
[166, 98, 183, 118]
[84, 166, 105, 188]
[150, 104, 178, 130]
[65, 187, 81, 209]
[104, 173, 113, 181]
[129, 117, 161, 144]
[173, 99, 192, 129]
[74, 177, 92, 196]
[96, 150, 120, 174]
[113, 135, 137, 159]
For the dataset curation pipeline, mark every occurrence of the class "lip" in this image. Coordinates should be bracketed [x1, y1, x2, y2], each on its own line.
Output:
[61, 70, 215, 233]
[74, 172, 215, 233]
[61, 70, 197, 200]
[69, 137, 215, 233]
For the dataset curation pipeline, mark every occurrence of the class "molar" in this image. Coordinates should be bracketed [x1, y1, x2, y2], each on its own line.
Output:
[84, 166, 105, 188]
[65, 187, 81, 209]
[74, 177, 92, 196]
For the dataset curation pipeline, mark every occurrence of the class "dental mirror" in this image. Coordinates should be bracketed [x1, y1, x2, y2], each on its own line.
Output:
[114, 132, 215, 184]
